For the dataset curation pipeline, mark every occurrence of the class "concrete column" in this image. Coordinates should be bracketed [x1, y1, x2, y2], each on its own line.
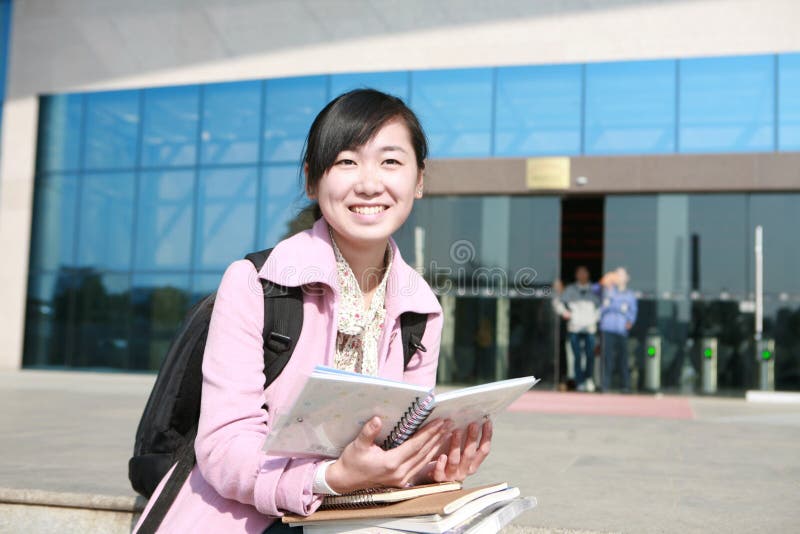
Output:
[0, 96, 39, 369]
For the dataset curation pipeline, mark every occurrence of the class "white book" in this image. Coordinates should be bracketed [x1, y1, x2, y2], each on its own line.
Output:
[448, 496, 538, 534]
[298, 487, 522, 533]
[263, 366, 538, 458]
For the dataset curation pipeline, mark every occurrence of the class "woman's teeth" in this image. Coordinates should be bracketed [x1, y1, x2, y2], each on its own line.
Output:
[351, 206, 385, 215]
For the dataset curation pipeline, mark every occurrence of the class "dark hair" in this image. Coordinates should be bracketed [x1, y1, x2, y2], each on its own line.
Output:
[302, 89, 428, 200]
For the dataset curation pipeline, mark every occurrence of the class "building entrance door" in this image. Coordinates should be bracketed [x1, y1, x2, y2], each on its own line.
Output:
[557, 196, 605, 386]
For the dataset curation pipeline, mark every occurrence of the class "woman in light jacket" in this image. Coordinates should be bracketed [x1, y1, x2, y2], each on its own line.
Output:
[134, 89, 493, 533]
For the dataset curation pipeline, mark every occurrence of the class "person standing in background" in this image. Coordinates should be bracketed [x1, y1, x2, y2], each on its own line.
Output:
[600, 267, 638, 393]
[553, 266, 601, 392]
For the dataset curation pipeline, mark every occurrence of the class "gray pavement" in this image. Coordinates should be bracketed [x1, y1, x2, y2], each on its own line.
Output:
[1, 370, 800, 533]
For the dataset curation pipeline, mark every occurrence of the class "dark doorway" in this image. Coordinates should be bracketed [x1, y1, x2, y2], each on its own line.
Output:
[560, 197, 604, 284]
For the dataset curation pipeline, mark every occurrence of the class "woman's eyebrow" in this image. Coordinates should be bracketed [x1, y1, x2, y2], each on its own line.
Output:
[379, 145, 408, 153]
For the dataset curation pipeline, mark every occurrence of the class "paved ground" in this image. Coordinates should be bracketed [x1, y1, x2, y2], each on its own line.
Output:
[1, 370, 799, 533]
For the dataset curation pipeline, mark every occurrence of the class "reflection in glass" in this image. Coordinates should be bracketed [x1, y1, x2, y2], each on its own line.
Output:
[508, 197, 560, 284]
[77, 173, 135, 271]
[23, 273, 72, 367]
[135, 170, 195, 270]
[141, 85, 199, 167]
[201, 81, 261, 164]
[260, 165, 305, 248]
[29, 174, 78, 272]
[195, 167, 257, 270]
[748, 194, 800, 296]
[263, 76, 327, 162]
[73, 272, 131, 369]
[411, 68, 493, 157]
[330, 71, 409, 101]
[36, 95, 83, 172]
[84, 90, 140, 169]
[689, 194, 747, 297]
[604, 196, 658, 295]
[778, 53, 800, 151]
[679, 55, 774, 153]
[494, 65, 582, 156]
[131, 273, 191, 370]
[585, 60, 676, 154]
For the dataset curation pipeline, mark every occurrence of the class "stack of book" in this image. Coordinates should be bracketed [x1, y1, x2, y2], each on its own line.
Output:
[281, 482, 537, 533]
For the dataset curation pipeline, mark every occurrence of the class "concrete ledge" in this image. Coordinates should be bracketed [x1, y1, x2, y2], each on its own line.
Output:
[0, 502, 140, 534]
[0, 487, 144, 512]
[746, 390, 800, 404]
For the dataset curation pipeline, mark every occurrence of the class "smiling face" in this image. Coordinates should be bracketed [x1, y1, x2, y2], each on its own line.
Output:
[309, 118, 423, 253]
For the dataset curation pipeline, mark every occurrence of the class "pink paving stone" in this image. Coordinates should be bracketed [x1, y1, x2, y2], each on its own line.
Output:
[507, 391, 694, 420]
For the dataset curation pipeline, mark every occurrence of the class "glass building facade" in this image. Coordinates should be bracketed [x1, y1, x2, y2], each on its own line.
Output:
[25, 53, 800, 391]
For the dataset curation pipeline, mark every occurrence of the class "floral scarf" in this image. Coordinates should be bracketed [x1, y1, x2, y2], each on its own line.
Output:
[329, 231, 392, 376]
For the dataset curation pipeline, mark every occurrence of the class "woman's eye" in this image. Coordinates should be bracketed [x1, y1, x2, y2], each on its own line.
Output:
[383, 159, 401, 165]
[336, 159, 356, 166]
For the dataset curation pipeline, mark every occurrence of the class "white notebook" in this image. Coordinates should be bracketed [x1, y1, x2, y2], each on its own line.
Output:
[263, 366, 538, 458]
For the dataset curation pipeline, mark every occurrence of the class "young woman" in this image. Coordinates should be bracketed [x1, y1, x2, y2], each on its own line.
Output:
[133, 89, 492, 533]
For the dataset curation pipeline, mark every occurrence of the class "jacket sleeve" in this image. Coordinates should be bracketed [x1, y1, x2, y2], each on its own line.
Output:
[402, 310, 443, 389]
[627, 295, 638, 325]
[194, 260, 323, 517]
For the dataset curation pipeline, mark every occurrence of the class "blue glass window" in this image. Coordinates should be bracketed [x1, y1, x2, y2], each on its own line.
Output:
[494, 65, 582, 156]
[84, 90, 140, 170]
[73, 272, 131, 368]
[192, 273, 224, 304]
[76, 173, 136, 271]
[135, 170, 195, 270]
[29, 174, 78, 272]
[679, 55, 774, 153]
[23, 273, 71, 367]
[778, 53, 800, 151]
[263, 76, 328, 162]
[330, 71, 409, 101]
[411, 68, 493, 158]
[131, 273, 191, 370]
[585, 60, 676, 154]
[201, 81, 261, 165]
[194, 167, 257, 270]
[260, 165, 304, 249]
[36, 95, 83, 172]
[141, 85, 200, 167]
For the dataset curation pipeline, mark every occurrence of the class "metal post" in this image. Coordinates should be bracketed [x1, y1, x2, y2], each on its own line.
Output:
[644, 332, 661, 392]
[757, 338, 775, 391]
[754, 225, 772, 391]
[438, 293, 456, 384]
[701, 337, 718, 394]
[495, 297, 510, 380]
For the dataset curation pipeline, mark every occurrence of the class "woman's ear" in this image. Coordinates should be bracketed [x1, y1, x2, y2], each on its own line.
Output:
[415, 169, 424, 199]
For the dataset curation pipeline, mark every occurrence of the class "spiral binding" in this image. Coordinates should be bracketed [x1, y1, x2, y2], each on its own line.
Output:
[381, 393, 435, 450]
[320, 487, 391, 510]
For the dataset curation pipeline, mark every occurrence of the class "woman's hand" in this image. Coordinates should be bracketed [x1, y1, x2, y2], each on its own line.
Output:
[430, 419, 493, 483]
[326, 416, 453, 493]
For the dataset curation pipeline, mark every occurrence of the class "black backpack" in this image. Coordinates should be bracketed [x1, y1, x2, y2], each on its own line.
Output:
[130, 248, 428, 533]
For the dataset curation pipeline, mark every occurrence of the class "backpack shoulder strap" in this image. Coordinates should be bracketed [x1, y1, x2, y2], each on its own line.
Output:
[244, 249, 304, 389]
[400, 312, 428, 370]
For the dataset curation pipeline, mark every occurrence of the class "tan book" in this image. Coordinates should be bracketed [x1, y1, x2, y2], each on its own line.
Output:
[320, 481, 461, 510]
[282, 482, 508, 524]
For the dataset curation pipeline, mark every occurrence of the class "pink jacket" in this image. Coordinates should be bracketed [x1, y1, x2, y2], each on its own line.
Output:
[134, 218, 443, 533]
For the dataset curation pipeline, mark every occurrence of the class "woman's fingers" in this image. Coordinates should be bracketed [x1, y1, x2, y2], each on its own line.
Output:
[354, 416, 383, 450]
[469, 420, 493, 475]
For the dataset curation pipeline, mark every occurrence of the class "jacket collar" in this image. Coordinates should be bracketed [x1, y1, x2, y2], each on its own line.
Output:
[259, 218, 441, 317]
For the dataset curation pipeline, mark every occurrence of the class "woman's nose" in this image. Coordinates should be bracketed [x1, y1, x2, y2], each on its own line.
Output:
[354, 169, 385, 196]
